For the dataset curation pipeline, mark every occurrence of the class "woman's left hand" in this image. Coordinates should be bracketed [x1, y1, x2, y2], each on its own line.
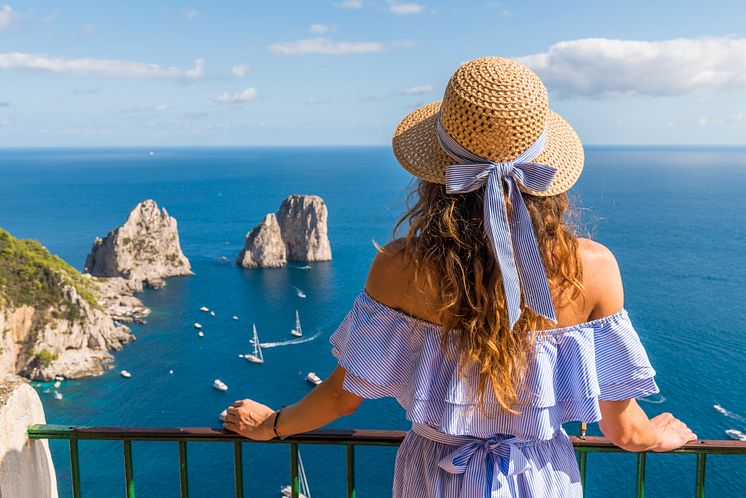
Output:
[223, 399, 276, 440]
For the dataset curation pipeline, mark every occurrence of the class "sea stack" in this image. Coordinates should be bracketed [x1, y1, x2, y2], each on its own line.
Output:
[84, 199, 192, 290]
[276, 195, 332, 262]
[236, 195, 331, 269]
[236, 214, 287, 268]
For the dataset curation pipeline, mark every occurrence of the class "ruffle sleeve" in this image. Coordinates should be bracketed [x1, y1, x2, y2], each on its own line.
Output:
[330, 291, 659, 440]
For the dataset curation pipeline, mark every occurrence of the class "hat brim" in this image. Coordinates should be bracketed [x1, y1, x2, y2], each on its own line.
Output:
[392, 101, 584, 196]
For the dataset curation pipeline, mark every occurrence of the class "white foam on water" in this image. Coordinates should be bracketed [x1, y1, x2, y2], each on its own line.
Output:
[260, 330, 322, 348]
[638, 394, 667, 404]
[725, 429, 746, 442]
[713, 404, 746, 424]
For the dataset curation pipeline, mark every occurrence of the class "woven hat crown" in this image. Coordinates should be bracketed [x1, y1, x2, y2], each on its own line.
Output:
[439, 57, 549, 163]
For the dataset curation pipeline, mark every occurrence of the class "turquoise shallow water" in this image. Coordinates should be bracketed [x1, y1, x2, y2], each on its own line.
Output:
[1, 145, 746, 497]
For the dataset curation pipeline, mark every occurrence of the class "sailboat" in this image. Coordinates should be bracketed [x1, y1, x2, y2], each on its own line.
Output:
[280, 451, 311, 498]
[244, 324, 264, 364]
[291, 310, 302, 337]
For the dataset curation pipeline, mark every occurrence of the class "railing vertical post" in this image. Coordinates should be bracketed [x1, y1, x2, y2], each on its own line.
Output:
[346, 445, 356, 498]
[695, 453, 707, 498]
[233, 442, 244, 498]
[69, 437, 82, 498]
[577, 450, 587, 497]
[635, 452, 646, 498]
[178, 441, 189, 498]
[123, 440, 135, 498]
[290, 443, 299, 498]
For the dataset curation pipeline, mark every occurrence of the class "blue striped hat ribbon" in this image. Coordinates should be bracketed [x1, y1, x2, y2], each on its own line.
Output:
[437, 115, 558, 329]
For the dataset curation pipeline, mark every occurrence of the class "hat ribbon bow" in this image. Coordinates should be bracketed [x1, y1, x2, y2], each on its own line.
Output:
[438, 117, 558, 328]
[438, 435, 532, 498]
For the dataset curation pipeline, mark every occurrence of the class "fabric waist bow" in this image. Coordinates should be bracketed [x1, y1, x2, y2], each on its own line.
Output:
[412, 423, 531, 497]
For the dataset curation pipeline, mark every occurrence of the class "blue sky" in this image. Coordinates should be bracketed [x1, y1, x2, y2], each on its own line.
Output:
[1, 0, 745, 146]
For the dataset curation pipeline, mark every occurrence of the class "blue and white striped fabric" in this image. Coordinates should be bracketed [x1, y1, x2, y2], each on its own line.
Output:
[330, 290, 659, 497]
[438, 118, 558, 329]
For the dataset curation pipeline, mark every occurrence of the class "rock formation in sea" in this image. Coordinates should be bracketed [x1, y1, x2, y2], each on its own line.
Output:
[276, 195, 332, 262]
[236, 214, 287, 269]
[84, 199, 192, 290]
[236, 195, 331, 269]
[0, 228, 145, 381]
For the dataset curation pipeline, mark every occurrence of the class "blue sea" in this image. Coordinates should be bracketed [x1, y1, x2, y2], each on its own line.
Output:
[1, 146, 746, 497]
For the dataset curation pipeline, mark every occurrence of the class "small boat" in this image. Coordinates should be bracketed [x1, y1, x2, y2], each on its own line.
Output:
[306, 372, 322, 386]
[213, 379, 228, 391]
[291, 310, 303, 337]
[726, 429, 746, 441]
[120, 370, 132, 378]
[55, 375, 65, 381]
[232, 316, 239, 321]
[210, 311, 216, 317]
[296, 289, 306, 298]
[244, 324, 264, 364]
[281, 451, 311, 497]
[200, 306, 209, 312]
[53, 380, 61, 388]
[194, 323, 203, 330]
[198, 331, 204, 337]
[54, 391, 63, 400]
[169, 369, 174, 375]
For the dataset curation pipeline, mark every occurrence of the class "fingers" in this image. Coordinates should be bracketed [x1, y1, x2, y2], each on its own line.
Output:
[224, 411, 239, 423]
[232, 400, 244, 407]
[223, 421, 239, 433]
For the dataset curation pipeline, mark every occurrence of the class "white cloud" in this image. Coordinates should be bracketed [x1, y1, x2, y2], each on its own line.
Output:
[403, 84, 432, 95]
[697, 112, 746, 127]
[0, 4, 18, 30]
[333, 0, 363, 8]
[231, 64, 249, 77]
[154, 104, 170, 112]
[210, 87, 257, 104]
[518, 36, 746, 99]
[183, 8, 200, 20]
[310, 23, 331, 34]
[267, 37, 412, 55]
[0, 53, 206, 80]
[388, 1, 424, 15]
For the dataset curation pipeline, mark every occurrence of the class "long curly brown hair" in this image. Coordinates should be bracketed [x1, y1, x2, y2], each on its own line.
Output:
[394, 180, 584, 413]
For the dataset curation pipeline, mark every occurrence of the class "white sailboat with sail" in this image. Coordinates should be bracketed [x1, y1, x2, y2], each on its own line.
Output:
[291, 310, 302, 337]
[244, 324, 264, 364]
[280, 451, 311, 498]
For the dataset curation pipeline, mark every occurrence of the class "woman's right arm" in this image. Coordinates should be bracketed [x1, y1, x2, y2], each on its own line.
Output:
[599, 399, 696, 452]
[581, 239, 697, 452]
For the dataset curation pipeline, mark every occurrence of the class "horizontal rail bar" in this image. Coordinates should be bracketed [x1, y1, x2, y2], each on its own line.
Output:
[26, 424, 746, 454]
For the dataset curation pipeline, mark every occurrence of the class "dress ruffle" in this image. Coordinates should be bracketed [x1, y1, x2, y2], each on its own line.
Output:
[330, 291, 659, 441]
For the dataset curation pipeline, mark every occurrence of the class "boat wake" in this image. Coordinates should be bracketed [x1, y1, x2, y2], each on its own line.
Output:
[638, 394, 667, 405]
[714, 404, 746, 424]
[260, 330, 322, 348]
[292, 286, 307, 298]
[725, 429, 746, 442]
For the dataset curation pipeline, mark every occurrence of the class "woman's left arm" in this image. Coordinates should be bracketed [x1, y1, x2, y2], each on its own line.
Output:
[223, 365, 364, 440]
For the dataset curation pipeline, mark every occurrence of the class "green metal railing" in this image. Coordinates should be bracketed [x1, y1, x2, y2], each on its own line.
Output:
[27, 424, 746, 498]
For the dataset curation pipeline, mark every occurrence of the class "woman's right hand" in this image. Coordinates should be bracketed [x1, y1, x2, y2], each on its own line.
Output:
[649, 412, 697, 452]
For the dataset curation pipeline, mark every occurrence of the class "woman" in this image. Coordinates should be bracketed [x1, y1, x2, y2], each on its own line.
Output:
[223, 57, 696, 497]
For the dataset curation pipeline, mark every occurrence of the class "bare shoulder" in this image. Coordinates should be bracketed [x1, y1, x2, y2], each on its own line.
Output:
[577, 238, 624, 319]
[364, 239, 412, 306]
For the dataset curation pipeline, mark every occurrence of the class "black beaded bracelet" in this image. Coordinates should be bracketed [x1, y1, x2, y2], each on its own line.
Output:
[272, 406, 287, 440]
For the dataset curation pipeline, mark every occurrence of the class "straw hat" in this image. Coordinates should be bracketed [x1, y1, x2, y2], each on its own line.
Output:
[392, 57, 584, 196]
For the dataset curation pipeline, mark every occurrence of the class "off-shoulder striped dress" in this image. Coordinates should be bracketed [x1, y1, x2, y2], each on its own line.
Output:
[330, 291, 659, 498]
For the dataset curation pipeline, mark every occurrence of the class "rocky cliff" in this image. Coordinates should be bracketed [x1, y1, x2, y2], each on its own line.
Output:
[0, 229, 144, 380]
[236, 214, 287, 268]
[84, 199, 192, 290]
[237, 195, 331, 269]
[277, 195, 332, 262]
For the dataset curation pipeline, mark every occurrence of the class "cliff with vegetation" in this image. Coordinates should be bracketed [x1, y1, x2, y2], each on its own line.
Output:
[0, 229, 138, 380]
